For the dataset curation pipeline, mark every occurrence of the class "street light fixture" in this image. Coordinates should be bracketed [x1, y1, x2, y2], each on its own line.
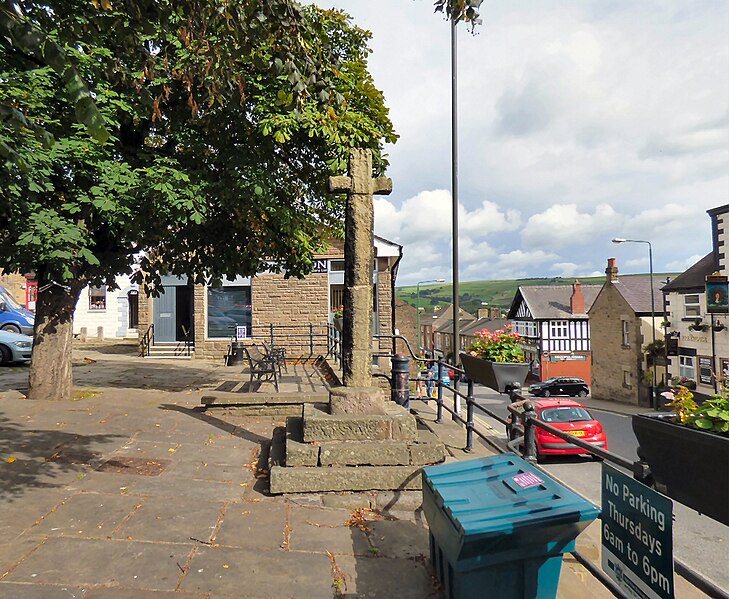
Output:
[612, 237, 657, 408]
[417, 279, 445, 353]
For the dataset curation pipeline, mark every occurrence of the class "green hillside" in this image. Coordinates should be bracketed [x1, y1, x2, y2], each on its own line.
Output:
[397, 274, 677, 316]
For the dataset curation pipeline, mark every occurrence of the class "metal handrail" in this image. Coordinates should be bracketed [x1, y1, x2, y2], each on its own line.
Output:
[366, 341, 724, 599]
[139, 323, 154, 357]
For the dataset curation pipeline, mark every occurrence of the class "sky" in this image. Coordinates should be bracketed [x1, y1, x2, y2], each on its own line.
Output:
[310, 0, 729, 286]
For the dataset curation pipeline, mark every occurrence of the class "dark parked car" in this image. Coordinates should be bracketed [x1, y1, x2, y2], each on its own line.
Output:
[528, 377, 589, 397]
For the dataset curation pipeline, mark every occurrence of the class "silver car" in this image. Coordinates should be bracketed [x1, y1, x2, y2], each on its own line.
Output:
[0, 329, 33, 365]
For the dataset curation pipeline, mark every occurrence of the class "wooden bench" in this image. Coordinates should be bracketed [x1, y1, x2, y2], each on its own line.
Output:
[243, 345, 279, 392]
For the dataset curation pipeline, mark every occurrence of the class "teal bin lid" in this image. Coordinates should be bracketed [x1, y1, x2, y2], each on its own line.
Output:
[422, 453, 599, 538]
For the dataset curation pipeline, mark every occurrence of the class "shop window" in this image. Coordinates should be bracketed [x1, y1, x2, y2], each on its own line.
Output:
[89, 286, 106, 310]
[684, 294, 701, 317]
[678, 355, 696, 380]
[207, 286, 251, 338]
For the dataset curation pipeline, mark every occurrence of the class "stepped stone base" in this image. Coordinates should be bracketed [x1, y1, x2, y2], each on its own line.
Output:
[269, 415, 446, 494]
[302, 403, 417, 443]
[270, 464, 423, 494]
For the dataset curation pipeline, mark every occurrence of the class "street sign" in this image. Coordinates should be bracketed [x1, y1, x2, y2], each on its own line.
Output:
[601, 463, 674, 599]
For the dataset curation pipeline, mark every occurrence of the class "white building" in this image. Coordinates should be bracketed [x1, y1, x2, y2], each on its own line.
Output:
[73, 274, 139, 339]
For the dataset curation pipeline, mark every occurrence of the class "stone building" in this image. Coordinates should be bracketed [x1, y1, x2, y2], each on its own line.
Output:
[137, 236, 402, 362]
[662, 204, 729, 401]
[507, 282, 601, 383]
[589, 258, 666, 406]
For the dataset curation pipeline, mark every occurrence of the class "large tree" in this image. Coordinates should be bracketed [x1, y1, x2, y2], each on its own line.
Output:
[0, 0, 396, 400]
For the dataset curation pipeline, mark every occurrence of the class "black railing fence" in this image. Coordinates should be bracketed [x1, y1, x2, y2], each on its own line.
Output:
[371, 333, 728, 599]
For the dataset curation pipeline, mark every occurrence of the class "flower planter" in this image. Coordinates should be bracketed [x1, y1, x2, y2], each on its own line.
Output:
[632, 412, 729, 526]
[460, 353, 529, 393]
[333, 317, 343, 333]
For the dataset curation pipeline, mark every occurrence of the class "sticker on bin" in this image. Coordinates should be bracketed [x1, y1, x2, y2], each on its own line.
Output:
[512, 472, 544, 489]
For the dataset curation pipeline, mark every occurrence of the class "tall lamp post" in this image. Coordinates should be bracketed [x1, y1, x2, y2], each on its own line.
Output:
[612, 238, 657, 408]
[417, 279, 445, 353]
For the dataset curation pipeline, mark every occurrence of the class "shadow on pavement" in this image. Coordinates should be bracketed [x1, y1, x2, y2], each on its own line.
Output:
[0, 412, 123, 501]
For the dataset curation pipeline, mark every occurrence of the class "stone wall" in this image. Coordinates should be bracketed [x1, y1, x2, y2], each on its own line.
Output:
[0, 272, 27, 306]
[590, 284, 643, 404]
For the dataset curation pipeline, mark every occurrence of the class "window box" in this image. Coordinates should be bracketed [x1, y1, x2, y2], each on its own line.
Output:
[460, 353, 529, 393]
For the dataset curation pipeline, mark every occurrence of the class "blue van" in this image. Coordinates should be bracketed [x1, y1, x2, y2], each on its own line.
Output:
[0, 286, 35, 335]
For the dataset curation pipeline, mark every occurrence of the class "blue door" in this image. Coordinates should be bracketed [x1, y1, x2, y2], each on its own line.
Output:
[153, 286, 176, 342]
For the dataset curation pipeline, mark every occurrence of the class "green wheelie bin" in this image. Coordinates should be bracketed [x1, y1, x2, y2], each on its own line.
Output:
[422, 453, 599, 599]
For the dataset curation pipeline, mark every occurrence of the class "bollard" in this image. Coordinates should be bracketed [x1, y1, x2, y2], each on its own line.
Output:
[227, 341, 245, 366]
[97, 326, 104, 339]
[523, 400, 538, 464]
[391, 353, 410, 409]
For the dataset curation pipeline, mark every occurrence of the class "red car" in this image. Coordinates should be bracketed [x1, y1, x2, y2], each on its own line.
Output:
[532, 399, 608, 460]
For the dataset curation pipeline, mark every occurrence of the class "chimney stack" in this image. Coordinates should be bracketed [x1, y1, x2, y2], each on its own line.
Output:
[606, 257, 619, 283]
[570, 279, 585, 314]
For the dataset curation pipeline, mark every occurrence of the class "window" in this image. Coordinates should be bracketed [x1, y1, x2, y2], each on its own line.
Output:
[207, 286, 251, 338]
[622, 320, 630, 346]
[623, 370, 632, 388]
[514, 321, 537, 338]
[679, 356, 696, 380]
[684, 294, 701, 317]
[549, 320, 568, 338]
[89, 286, 106, 310]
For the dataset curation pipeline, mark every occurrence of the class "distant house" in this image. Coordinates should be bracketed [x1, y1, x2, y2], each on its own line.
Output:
[73, 274, 140, 339]
[507, 281, 601, 383]
[662, 204, 729, 400]
[589, 258, 666, 406]
[429, 305, 475, 360]
[460, 310, 507, 351]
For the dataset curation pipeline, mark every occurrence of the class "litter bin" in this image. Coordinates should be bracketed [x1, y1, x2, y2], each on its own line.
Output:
[422, 453, 599, 599]
[227, 341, 245, 366]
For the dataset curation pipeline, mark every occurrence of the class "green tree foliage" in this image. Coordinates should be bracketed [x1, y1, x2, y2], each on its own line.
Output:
[0, 0, 396, 399]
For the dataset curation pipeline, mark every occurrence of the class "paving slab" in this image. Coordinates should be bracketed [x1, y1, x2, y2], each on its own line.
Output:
[213, 500, 287, 551]
[31, 491, 140, 538]
[180, 545, 334, 598]
[286, 505, 365, 555]
[0, 582, 87, 598]
[6, 537, 190, 589]
[111, 495, 225, 544]
[84, 588, 208, 598]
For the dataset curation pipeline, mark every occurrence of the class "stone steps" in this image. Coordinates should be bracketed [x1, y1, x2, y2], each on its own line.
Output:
[268, 412, 446, 494]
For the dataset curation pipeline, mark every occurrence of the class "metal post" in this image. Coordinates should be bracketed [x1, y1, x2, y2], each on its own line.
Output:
[417, 281, 422, 352]
[450, 17, 460, 379]
[270, 322, 274, 347]
[391, 354, 410, 409]
[436, 361, 444, 423]
[523, 400, 538, 463]
[465, 379, 474, 451]
[309, 322, 314, 356]
[648, 242, 657, 409]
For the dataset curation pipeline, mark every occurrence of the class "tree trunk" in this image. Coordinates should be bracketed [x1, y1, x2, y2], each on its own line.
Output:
[28, 280, 84, 401]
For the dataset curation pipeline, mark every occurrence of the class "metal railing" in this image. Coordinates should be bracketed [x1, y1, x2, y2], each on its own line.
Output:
[369, 335, 728, 599]
[139, 323, 154, 357]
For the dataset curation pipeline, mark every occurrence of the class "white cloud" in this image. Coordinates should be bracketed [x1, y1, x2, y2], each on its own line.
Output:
[666, 254, 707, 272]
[314, 0, 728, 284]
[522, 204, 620, 248]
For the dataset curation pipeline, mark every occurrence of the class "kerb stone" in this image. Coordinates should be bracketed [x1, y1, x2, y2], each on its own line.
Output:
[269, 464, 422, 494]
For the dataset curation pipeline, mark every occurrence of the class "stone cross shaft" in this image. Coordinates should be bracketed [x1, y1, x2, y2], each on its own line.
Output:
[329, 148, 392, 387]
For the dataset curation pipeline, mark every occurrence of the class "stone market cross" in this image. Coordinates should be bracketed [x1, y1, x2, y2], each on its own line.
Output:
[329, 148, 392, 389]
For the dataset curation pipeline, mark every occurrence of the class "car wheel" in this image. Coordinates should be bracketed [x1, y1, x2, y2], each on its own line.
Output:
[1, 324, 21, 335]
[542, 389, 551, 397]
[0, 345, 11, 366]
[578, 390, 588, 397]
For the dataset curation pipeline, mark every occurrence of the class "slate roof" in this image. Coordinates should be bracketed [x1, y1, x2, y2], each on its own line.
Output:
[514, 285, 602, 319]
[434, 316, 476, 334]
[662, 253, 716, 292]
[461, 318, 504, 337]
[607, 276, 664, 314]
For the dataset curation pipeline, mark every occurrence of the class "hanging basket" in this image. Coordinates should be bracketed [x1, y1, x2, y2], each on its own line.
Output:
[333, 317, 344, 333]
[460, 353, 529, 393]
[633, 413, 729, 526]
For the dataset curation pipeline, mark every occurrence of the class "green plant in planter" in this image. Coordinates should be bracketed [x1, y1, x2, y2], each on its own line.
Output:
[669, 375, 696, 390]
[466, 326, 526, 363]
[332, 305, 344, 319]
[663, 385, 729, 434]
